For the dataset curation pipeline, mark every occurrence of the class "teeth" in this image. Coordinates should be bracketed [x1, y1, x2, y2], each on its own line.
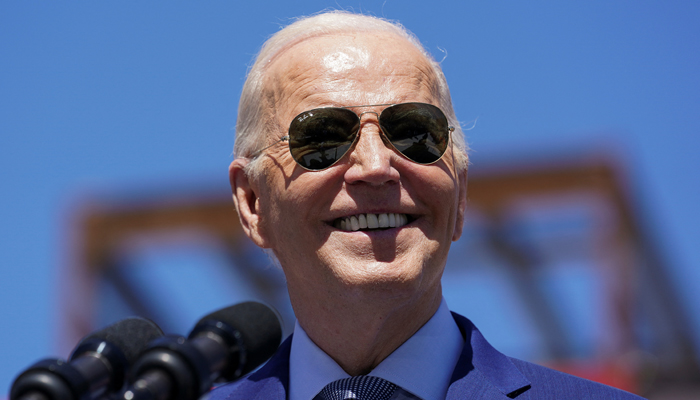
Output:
[334, 213, 410, 232]
[367, 214, 379, 229]
[358, 214, 368, 229]
[350, 216, 360, 231]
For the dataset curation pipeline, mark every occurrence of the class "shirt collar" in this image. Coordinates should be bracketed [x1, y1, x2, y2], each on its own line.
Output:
[289, 298, 464, 400]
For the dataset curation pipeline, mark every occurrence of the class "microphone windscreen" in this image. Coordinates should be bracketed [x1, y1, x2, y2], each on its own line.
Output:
[196, 302, 282, 375]
[79, 317, 164, 365]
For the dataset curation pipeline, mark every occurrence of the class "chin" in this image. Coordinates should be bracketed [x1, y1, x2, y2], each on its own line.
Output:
[335, 259, 434, 295]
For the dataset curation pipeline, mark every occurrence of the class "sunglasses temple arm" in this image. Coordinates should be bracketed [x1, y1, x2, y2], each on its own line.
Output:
[249, 135, 290, 159]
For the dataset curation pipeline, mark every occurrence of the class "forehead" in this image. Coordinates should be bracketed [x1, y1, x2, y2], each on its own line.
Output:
[262, 31, 440, 118]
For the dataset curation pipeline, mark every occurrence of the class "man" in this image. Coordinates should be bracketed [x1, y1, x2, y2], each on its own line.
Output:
[212, 11, 643, 400]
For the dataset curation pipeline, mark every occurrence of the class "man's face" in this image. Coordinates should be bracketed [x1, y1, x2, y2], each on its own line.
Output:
[236, 32, 467, 311]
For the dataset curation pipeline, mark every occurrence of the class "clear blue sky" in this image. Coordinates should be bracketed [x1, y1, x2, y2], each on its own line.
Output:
[1, 1, 699, 394]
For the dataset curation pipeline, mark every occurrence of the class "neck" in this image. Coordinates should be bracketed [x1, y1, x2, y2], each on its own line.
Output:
[292, 286, 442, 376]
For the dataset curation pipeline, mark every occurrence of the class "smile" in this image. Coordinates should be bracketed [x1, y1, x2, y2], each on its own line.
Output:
[333, 213, 410, 232]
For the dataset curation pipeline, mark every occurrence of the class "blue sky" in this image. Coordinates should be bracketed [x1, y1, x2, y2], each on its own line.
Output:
[1, 1, 699, 394]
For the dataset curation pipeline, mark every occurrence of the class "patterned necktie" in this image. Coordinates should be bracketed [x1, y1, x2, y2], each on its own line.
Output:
[313, 375, 397, 400]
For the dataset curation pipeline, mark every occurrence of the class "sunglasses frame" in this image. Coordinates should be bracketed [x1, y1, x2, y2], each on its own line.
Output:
[253, 102, 455, 171]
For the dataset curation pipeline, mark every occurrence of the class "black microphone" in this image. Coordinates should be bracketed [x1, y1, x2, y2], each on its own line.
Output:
[124, 301, 282, 400]
[10, 317, 164, 400]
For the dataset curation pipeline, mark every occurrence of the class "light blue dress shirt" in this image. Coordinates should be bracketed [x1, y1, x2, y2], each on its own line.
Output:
[289, 298, 464, 400]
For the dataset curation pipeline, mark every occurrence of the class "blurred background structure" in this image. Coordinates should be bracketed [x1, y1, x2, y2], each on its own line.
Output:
[1, 2, 699, 399]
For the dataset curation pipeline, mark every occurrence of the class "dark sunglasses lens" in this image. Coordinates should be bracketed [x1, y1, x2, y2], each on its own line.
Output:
[380, 103, 450, 164]
[288, 108, 360, 170]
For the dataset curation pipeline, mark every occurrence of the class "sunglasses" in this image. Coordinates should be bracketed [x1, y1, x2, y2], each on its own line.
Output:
[256, 102, 455, 171]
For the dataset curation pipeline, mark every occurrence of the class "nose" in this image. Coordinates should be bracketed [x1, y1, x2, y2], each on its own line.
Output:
[343, 112, 400, 185]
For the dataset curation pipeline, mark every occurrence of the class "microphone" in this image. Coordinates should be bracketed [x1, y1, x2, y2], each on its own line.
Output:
[124, 301, 282, 400]
[10, 317, 164, 400]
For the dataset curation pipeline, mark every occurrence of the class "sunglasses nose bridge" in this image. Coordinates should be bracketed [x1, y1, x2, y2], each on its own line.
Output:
[355, 110, 390, 141]
[353, 110, 391, 148]
[357, 110, 380, 120]
[345, 110, 396, 171]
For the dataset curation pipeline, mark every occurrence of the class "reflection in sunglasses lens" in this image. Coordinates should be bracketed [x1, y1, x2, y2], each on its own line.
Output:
[382, 104, 448, 164]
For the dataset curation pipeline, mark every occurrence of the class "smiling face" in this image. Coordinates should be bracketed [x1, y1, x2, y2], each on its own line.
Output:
[232, 31, 467, 315]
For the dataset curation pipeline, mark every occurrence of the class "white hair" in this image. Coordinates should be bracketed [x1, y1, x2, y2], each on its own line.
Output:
[234, 10, 469, 175]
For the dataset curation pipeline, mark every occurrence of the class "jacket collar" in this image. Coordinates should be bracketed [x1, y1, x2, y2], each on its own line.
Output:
[449, 313, 531, 398]
[226, 313, 531, 399]
[226, 336, 291, 400]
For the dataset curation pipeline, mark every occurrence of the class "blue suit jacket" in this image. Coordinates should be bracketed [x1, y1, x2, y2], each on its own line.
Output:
[209, 313, 644, 399]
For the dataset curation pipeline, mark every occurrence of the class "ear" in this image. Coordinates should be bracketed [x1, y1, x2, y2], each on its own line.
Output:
[452, 167, 468, 242]
[229, 159, 270, 248]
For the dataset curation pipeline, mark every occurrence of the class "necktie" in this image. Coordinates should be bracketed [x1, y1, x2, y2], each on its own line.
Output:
[313, 375, 397, 400]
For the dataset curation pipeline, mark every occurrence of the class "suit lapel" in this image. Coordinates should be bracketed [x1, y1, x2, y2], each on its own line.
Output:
[447, 313, 531, 399]
[225, 336, 291, 400]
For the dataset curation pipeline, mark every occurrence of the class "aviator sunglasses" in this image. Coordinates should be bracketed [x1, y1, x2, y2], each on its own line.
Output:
[256, 102, 455, 171]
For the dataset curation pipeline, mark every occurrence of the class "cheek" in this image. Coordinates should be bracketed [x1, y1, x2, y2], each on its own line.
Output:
[258, 179, 322, 253]
[413, 172, 461, 245]
[420, 171, 459, 214]
[251, 173, 297, 245]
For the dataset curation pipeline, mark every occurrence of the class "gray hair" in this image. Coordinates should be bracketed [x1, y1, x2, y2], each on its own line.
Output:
[234, 10, 468, 175]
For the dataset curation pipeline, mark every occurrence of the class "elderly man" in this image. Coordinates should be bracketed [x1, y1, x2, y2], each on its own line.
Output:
[212, 11, 643, 400]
